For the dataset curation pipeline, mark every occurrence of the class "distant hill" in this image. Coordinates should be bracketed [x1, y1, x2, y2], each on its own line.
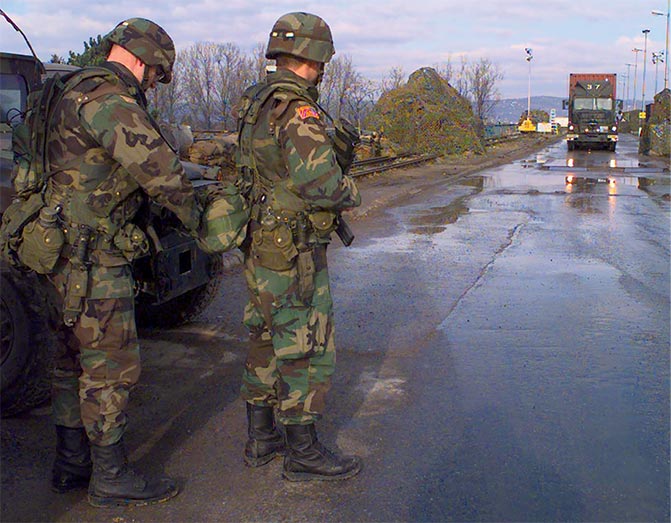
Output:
[488, 96, 567, 123]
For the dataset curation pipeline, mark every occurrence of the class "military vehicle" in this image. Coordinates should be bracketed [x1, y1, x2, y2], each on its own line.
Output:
[0, 52, 226, 416]
[563, 73, 622, 151]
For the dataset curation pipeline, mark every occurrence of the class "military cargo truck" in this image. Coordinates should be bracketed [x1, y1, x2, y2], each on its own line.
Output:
[563, 73, 622, 151]
[0, 52, 226, 416]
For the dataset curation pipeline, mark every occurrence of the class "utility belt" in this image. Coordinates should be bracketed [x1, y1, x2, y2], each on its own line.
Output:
[251, 204, 337, 246]
[58, 221, 148, 327]
[248, 205, 336, 304]
[61, 221, 148, 264]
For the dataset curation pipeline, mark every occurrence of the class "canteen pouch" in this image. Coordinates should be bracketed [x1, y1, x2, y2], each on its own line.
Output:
[251, 224, 298, 271]
[17, 206, 65, 274]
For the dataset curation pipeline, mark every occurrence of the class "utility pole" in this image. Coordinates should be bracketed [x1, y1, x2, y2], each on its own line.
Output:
[525, 48, 533, 120]
[652, 0, 670, 90]
[641, 29, 651, 110]
[632, 47, 643, 111]
[625, 63, 633, 109]
[652, 51, 664, 94]
[519, 48, 535, 132]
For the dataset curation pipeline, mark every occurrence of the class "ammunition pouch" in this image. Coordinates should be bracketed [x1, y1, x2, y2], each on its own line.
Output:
[250, 224, 298, 271]
[113, 223, 149, 262]
[308, 210, 337, 238]
[296, 249, 316, 302]
[62, 266, 89, 327]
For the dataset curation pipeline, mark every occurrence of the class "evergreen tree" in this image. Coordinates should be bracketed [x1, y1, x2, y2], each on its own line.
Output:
[67, 35, 106, 67]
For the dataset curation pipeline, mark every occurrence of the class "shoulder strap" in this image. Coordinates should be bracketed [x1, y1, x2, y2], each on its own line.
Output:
[32, 67, 123, 184]
[236, 81, 328, 204]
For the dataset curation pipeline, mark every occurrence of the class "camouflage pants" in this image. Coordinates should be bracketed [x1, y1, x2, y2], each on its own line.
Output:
[49, 262, 140, 446]
[241, 243, 336, 425]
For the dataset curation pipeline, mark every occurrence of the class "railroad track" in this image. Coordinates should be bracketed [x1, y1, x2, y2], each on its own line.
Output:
[350, 154, 439, 177]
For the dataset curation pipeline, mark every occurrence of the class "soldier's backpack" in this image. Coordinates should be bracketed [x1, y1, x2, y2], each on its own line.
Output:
[0, 67, 120, 272]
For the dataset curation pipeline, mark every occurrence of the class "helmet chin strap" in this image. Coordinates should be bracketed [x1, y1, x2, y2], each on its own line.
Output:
[140, 64, 153, 92]
[315, 62, 325, 85]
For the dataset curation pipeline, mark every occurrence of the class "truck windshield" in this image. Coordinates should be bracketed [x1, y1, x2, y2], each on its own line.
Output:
[574, 97, 613, 111]
[0, 73, 28, 124]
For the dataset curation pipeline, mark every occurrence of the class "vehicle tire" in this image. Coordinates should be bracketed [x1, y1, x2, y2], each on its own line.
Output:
[1, 267, 57, 417]
[135, 253, 226, 328]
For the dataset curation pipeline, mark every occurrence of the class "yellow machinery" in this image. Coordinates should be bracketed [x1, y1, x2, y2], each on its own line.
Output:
[519, 118, 536, 132]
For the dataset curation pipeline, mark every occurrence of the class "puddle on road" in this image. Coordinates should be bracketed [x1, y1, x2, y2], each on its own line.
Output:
[484, 163, 658, 192]
[408, 196, 470, 234]
[543, 154, 640, 170]
[402, 139, 668, 237]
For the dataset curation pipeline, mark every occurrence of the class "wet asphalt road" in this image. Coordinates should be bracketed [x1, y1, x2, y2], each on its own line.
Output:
[2, 134, 669, 522]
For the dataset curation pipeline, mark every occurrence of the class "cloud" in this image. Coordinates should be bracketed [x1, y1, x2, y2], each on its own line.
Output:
[1, 0, 667, 98]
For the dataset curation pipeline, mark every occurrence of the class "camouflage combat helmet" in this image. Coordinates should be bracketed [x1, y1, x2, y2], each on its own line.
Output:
[266, 12, 335, 63]
[104, 18, 175, 83]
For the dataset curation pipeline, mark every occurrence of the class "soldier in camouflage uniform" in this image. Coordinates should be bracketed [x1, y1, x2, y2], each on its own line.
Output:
[236, 12, 362, 481]
[44, 18, 199, 507]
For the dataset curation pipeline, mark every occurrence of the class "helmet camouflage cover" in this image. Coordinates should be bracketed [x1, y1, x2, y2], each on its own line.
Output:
[266, 12, 335, 63]
[104, 17, 175, 83]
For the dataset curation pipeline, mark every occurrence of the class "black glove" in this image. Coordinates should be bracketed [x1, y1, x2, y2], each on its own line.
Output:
[332, 118, 360, 174]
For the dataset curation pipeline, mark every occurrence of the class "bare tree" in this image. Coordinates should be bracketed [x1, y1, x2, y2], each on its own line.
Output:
[467, 57, 503, 122]
[144, 38, 503, 138]
[250, 42, 271, 83]
[148, 51, 185, 124]
[214, 42, 255, 130]
[343, 76, 377, 130]
[452, 56, 469, 97]
[433, 59, 453, 85]
[379, 66, 406, 94]
[179, 42, 221, 130]
[319, 55, 360, 118]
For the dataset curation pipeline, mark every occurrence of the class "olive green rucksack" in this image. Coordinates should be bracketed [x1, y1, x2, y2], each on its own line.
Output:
[195, 182, 249, 254]
[0, 67, 117, 272]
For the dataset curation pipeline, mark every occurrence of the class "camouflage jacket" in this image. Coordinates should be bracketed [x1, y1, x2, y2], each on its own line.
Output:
[237, 69, 360, 215]
[45, 62, 199, 239]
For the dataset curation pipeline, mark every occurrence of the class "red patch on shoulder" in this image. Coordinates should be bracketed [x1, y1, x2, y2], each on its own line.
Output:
[296, 105, 320, 120]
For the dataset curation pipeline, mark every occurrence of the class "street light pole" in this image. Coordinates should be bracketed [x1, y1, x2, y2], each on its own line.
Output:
[652, 0, 670, 90]
[525, 48, 533, 122]
[652, 51, 663, 94]
[632, 47, 643, 110]
[641, 29, 651, 110]
[625, 63, 633, 110]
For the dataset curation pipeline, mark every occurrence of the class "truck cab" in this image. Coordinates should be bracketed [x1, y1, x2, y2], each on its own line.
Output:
[563, 73, 623, 152]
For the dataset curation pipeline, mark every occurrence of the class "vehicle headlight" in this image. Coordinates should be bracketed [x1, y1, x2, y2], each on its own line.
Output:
[568, 125, 574, 131]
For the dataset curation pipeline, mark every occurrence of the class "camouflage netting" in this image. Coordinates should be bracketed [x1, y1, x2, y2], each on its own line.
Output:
[185, 132, 238, 181]
[365, 67, 484, 156]
[161, 124, 238, 180]
[639, 88, 670, 157]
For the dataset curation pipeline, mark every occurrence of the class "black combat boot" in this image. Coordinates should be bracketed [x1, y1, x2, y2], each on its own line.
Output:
[282, 423, 362, 481]
[52, 425, 92, 493]
[88, 439, 178, 507]
[244, 402, 285, 467]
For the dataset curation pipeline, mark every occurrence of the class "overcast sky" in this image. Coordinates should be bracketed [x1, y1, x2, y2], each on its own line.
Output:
[2, 0, 669, 100]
